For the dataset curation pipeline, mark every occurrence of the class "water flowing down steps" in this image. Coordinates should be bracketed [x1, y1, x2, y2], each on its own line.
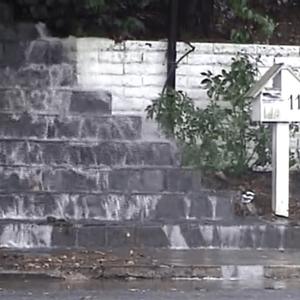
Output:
[0, 217, 298, 250]
[0, 39, 297, 252]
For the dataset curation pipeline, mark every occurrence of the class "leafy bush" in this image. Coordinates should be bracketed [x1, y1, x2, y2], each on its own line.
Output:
[84, 0, 167, 38]
[146, 53, 272, 175]
[228, 0, 276, 43]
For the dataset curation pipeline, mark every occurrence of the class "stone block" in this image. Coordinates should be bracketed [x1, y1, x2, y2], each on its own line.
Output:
[188, 191, 234, 220]
[0, 68, 15, 87]
[135, 226, 169, 248]
[155, 194, 186, 220]
[102, 116, 142, 140]
[0, 193, 97, 221]
[166, 168, 201, 192]
[50, 64, 75, 87]
[109, 169, 142, 192]
[32, 142, 68, 165]
[286, 226, 300, 249]
[124, 63, 166, 75]
[98, 51, 124, 63]
[142, 169, 164, 192]
[0, 223, 52, 248]
[25, 39, 62, 66]
[70, 89, 112, 115]
[74, 194, 109, 220]
[27, 193, 58, 219]
[261, 224, 286, 249]
[25, 89, 70, 114]
[124, 142, 178, 166]
[49, 117, 81, 139]
[191, 223, 264, 249]
[69, 145, 97, 166]
[42, 168, 101, 192]
[48, 40, 64, 64]
[0, 167, 42, 192]
[44, 115, 141, 141]
[109, 167, 206, 192]
[142, 75, 164, 86]
[69, 141, 172, 167]
[0, 141, 78, 166]
[0, 88, 25, 111]
[109, 168, 164, 192]
[88, 63, 123, 75]
[94, 142, 126, 165]
[16, 66, 51, 88]
[0, 141, 29, 165]
[213, 43, 257, 55]
[0, 113, 47, 139]
[0, 194, 21, 218]
[186, 223, 212, 248]
[80, 118, 98, 139]
[185, 193, 212, 220]
[105, 225, 136, 248]
[0, 140, 177, 167]
[124, 40, 166, 52]
[77, 225, 106, 248]
[26, 40, 49, 64]
[51, 225, 76, 248]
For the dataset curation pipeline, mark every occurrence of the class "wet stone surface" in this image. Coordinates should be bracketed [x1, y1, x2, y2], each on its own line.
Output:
[3, 279, 300, 300]
[70, 90, 112, 115]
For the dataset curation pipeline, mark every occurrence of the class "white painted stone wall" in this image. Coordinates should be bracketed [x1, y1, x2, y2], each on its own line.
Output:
[75, 38, 300, 118]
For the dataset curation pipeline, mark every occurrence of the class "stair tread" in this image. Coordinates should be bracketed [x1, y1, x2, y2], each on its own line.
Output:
[0, 217, 289, 226]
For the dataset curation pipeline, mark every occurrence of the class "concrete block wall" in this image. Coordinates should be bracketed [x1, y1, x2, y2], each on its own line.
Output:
[75, 38, 300, 115]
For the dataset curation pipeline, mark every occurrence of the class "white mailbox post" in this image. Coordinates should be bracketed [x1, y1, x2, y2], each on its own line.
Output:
[248, 63, 300, 217]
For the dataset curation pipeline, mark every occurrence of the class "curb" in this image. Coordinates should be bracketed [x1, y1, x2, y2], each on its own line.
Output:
[0, 270, 64, 280]
[0, 264, 300, 281]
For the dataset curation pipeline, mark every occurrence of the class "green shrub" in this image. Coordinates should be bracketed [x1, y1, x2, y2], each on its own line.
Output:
[146, 53, 271, 175]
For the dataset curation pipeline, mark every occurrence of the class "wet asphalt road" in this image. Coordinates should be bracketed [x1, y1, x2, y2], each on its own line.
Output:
[1, 279, 300, 300]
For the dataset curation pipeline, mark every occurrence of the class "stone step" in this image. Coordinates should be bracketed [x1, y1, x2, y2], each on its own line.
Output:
[0, 219, 298, 250]
[0, 190, 234, 222]
[26, 39, 69, 65]
[0, 88, 70, 114]
[0, 113, 142, 140]
[0, 166, 199, 193]
[0, 140, 178, 167]
[0, 38, 66, 68]
[0, 87, 112, 116]
[0, 64, 75, 88]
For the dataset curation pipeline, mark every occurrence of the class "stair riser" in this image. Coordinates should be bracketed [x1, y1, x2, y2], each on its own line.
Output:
[0, 88, 68, 115]
[0, 87, 114, 115]
[0, 65, 75, 89]
[1, 39, 68, 68]
[0, 167, 202, 193]
[0, 113, 142, 140]
[0, 192, 234, 221]
[0, 223, 299, 250]
[0, 141, 176, 167]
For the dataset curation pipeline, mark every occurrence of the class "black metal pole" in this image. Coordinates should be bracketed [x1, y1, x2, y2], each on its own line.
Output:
[166, 0, 179, 91]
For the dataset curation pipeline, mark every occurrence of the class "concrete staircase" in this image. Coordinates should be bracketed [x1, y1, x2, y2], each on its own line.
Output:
[0, 38, 300, 251]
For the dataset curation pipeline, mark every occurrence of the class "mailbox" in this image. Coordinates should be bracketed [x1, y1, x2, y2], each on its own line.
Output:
[248, 63, 300, 123]
[247, 63, 300, 218]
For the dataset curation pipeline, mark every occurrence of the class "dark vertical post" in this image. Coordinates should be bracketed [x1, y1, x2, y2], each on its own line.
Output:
[166, 0, 179, 91]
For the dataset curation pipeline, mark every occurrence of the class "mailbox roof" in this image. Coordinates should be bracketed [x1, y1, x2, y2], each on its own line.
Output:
[245, 63, 300, 99]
